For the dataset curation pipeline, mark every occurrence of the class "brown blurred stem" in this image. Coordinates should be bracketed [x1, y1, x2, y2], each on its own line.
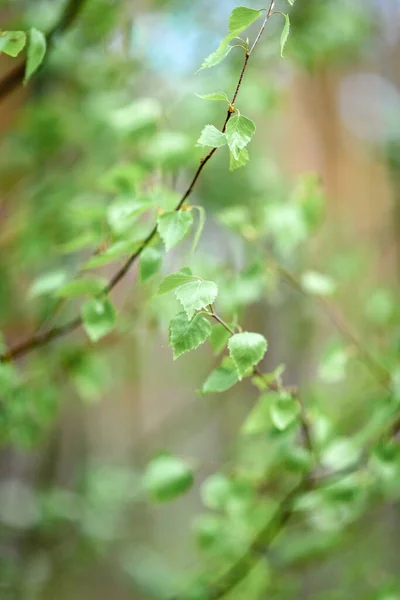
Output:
[0, 2, 275, 362]
[0, 0, 87, 100]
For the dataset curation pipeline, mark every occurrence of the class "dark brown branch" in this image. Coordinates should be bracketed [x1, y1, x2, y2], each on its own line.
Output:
[1, 4, 275, 363]
[0, 0, 87, 101]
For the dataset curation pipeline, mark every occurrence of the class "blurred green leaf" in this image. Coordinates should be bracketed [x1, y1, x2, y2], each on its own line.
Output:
[82, 298, 117, 342]
[157, 210, 194, 252]
[24, 28, 46, 83]
[143, 454, 193, 503]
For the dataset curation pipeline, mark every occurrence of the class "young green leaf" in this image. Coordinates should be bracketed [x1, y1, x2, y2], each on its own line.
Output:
[198, 6, 261, 72]
[199, 42, 233, 72]
[191, 206, 206, 254]
[225, 115, 256, 160]
[202, 358, 239, 394]
[139, 247, 162, 282]
[280, 13, 290, 58]
[197, 125, 227, 148]
[24, 28, 46, 83]
[196, 92, 230, 102]
[242, 394, 272, 436]
[157, 210, 194, 252]
[228, 6, 262, 34]
[228, 331, 267, 380]
[56, 277, 107, 298]
[175, 280, 218, 320]
[287, 0, 295, 5]
[209, 324, 231, 355]
[0, 31, 26, 57]
[82, 298, 117, 342]
[157, 272, 197, 296]
[270, 391, 300, 431]
[169, 312, 212, 359]
[143, 454, 193, 503]
[301, 271, 336, 297]
[229, 147, 249, 171]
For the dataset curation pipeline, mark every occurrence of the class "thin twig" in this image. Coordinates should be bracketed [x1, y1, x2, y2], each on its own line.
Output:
[1, 6, 275, 363]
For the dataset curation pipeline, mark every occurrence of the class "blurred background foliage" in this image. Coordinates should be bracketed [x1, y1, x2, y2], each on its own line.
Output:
[0, 0, 399, 599]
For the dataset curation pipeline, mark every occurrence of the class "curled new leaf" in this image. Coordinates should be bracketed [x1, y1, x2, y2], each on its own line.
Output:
[280, 13, 290, 58]
[24, 28, 46, 83]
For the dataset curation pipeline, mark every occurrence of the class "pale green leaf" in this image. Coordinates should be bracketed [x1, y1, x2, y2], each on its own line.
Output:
[228, 6, 262, 34]
[201, 473, 232, 510]
[228, 331, 267, 380]
[280, 13, 290, 58]
[29, 271, 68, 298]
[202, 357, 239, 394]
[229, 147, 249, 171]
[287, 0, 295, 6]
[242, 394, 272, 435]
[24, 28, 46, 83]
[197, 125, 227, 148]
[191, 206, 206, 254]
[301, 271, 336, 297]
[198, 6, 261, 71]
[270, 391, 300, 431]
[198, 41, 233, 71]
[209, 324, 231, 355]
[143, 454, 193, 503]
[225, 115, 256, 160]
[0, 31, 26, 57]
[82, 240, 140, 269]
[56, 277, 107, 298]
[157, 273, 197, 296]
[139, 247, 162, 282]
[157, 210, 194, 251]
[196, 92, 230, 102]
[169, 312, 212, 359]
[175, 280, 218, 320]
[82, 298, 117, 342]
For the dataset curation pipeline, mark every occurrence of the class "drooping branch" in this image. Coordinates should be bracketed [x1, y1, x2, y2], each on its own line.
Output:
[0, 1, 276, 363]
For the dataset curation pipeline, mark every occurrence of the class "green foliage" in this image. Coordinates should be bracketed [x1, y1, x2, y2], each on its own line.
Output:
[197, 125, 227, 148]
[82, 298, 117, 342]
[196, 92, 230, 103]
[0, 2, 398, 599]
[143, 454, 194, 502]
[139, 247, 163, 282]
[280, 13, 291, 57]
[24, 28, 46, 83]
[198, 6, 262, 71]
[228, 332, 267, 380]
[0, 31, 26, 57]
[157, 210, 194, 251]
[56, 276, 107, 298]
[175, 279, 218, 320]
[270, 391, 300, 431]
[202, 357, 239, 394]
[226, 114, 256, 161]
[169, 312, 212, 359]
